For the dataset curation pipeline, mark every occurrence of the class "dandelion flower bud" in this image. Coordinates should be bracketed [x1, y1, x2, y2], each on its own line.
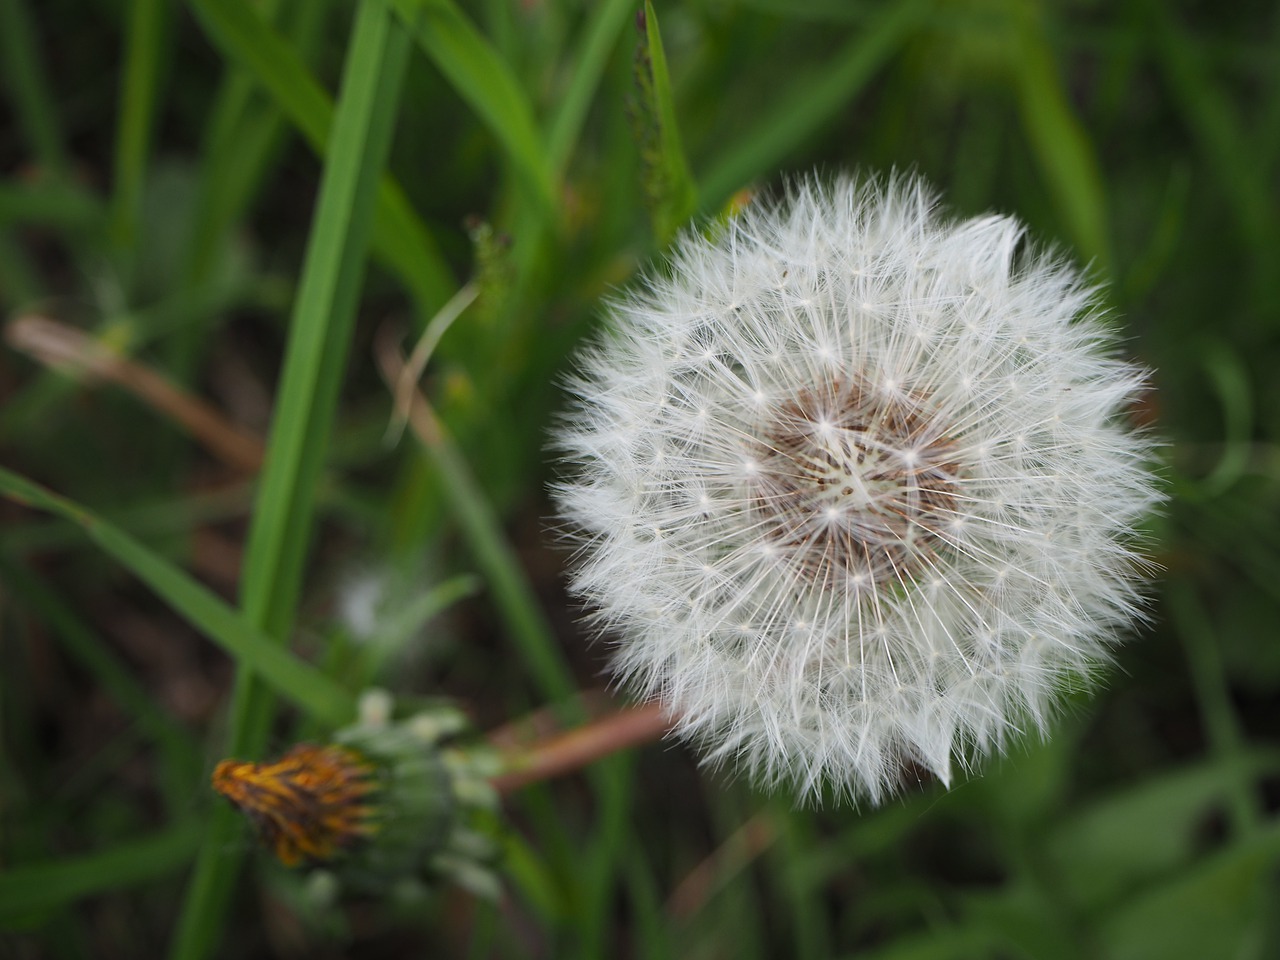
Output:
[554, 173, 1161, 803]
[213, 691, 501, 897]
[212, 744, 378, 867]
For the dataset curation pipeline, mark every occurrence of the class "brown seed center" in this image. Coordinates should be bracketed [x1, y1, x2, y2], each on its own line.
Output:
[750, 377, 961, 585]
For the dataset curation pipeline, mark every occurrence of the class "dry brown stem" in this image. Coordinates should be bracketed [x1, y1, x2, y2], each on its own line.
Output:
[6, 314, 265, 473]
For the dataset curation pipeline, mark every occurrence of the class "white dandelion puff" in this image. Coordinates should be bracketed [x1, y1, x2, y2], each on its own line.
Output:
[553, 173, 1161, 804]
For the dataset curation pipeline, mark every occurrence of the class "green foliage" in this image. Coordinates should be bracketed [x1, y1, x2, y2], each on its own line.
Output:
[631, 0, 697, 244]
[1, 0, 1277, 957]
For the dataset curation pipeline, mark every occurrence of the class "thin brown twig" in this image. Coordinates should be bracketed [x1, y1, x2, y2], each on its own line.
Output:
[6, 314, 265, 473]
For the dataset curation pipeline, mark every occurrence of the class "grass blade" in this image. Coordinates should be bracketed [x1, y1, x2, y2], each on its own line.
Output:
[185, 0, 454, 316]
[545, 0, 635, 175]
[0, 178, 104, 230]
[168, 3, 412, 955]
[0, 0, 69, 175]
[633, 0, 697, 244]
[388, 0, 558, 219]
[110, 0, 170, 253]
[698, 0, 923, 211]
[1142, 0, 1273, 254]
[0, 468, 356, 726]
[0, 821, 203, 920]
[0, 558, 199, 809]
[1011, 15, 1112, 274]
[397, 396, 577, 706]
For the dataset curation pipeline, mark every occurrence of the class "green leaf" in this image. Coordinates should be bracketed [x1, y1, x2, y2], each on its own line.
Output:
[0, 0, 69, 175]
[699, 0, 923, 211]
[412, 417, 577, 706]
[0, 558, 199, 811]
[388, 0, 559, 220]
[632, 0, 697, 244]
[1010, 13, 1112, 275]
[110, 0, 170, 254]
[0, 178, 105, 229]
[1098, 820, 1280, 960]
[171, 5, 411, 955]
[0, 821, 203, 920]
[0, 468, 356, 727]
[1044, 752, 1280, 911]
[1142, 0, 1274, 255]
[544, 0, 636, 176]
[185, 0, 454, 317]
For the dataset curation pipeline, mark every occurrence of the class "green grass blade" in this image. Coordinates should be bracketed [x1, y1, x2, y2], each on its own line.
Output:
[415, 419, 578, 706]
[388, 0, 558, 220]
[634, 0, 697, 244]
[0, 468, 356, 727]
[178, 0, 295, 286]
[0, 0, 69, 175]
[625, 847, 674, 960]
[0, 229, 40, 305]
[575, 754, 634, 958]
[1045, 751, 1280, 910]
[185, 0, 327, 142]
[1097, 819, 1280, 960]
[1165, 582, 1261, 835]
[353, 573, 480, 681]
[170, 0, 332, 384]
[110, 0, 170, 253]
[1142, 0, 1273, 254]
[0, 178, 105, 230]
[545, 0, 635, 175]
[0, 558, 199, 808]
[1011, 17, 1112, 274]
[170, 4, 411, 955]
[698, 0, 923, 211]
[0, 821, 203, 920]
[235, 22, 407, 639]
[185, 0, 454, 316]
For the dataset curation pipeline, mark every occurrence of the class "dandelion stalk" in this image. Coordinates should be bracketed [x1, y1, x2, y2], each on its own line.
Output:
[489, 700, 672, 793]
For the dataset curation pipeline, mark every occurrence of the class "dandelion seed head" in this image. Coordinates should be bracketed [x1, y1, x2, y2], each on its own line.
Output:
[553, 173, 1161, 804]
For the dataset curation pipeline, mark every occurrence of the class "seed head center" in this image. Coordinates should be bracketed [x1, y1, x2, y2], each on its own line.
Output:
[752, 378, 961, 584]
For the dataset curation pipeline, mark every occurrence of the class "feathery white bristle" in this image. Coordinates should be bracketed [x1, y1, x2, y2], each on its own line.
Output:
[553, 173, 1161, 804]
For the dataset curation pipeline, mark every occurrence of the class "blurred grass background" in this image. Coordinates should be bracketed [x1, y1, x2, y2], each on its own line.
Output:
[2, 0, 1279, 956]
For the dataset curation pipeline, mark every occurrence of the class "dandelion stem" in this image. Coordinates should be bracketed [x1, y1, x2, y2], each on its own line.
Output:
[490, 701, 673, 793]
